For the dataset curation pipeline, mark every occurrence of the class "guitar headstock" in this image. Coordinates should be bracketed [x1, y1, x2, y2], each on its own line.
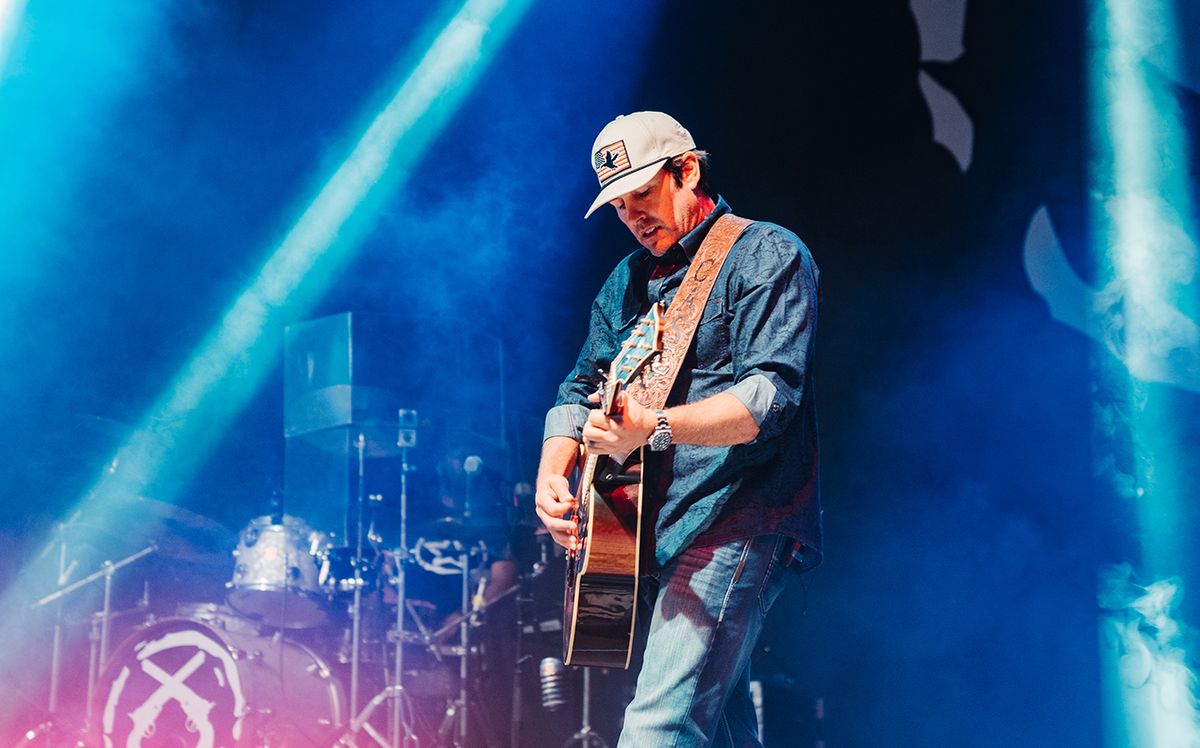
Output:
[601, 302, 664, 415]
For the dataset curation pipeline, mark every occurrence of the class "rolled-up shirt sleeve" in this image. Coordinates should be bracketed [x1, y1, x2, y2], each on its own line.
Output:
[543, 402, 590, 441]
[725, 373, 779, 427]
[727, 225, 820, 442]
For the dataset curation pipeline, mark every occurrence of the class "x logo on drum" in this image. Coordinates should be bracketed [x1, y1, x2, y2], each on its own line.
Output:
[127, 651, 218, 744]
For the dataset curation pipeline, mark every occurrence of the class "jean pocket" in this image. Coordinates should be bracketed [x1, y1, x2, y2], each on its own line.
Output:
[756, 535, 789, 618]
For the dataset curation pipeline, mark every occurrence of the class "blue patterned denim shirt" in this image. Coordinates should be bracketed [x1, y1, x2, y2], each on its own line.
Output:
[544, 198, 822, 567]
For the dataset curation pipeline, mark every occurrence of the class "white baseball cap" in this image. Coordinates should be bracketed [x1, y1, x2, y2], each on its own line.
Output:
[584, 111, 697, 219]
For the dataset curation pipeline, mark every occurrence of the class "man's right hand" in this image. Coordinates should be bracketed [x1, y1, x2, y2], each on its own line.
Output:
[535, 472, 577, 550]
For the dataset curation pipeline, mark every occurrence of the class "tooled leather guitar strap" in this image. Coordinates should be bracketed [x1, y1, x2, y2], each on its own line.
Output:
[626, 212, 754, 409]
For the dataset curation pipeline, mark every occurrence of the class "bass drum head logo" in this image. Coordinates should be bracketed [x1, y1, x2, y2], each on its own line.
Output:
[100, 620, 247, 748]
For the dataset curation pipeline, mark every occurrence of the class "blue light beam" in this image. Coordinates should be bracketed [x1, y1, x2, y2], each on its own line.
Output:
[85, 0, 533, 515]
[0, 0, 532, 718]
[1089, 0, 1200, 743]
[0, 0, 27, 76]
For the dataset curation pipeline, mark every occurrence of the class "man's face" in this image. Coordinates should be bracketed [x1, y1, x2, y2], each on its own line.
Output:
[608, 164, 701, 256]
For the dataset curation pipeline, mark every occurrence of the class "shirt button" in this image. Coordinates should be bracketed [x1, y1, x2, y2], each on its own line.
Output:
[770, 403, 781, 413]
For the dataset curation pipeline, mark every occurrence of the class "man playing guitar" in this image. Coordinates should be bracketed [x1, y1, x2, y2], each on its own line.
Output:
[536, 111, 822, 747]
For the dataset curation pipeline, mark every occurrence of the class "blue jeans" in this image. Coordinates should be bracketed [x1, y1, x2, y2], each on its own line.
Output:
[618, 534, 793, 748]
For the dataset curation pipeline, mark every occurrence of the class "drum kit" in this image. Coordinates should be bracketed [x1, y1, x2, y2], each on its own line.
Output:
[16, 423, 563, 748]
[12, 316, 631, 747]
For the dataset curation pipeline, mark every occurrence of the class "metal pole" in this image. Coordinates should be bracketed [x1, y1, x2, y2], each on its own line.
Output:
[457, 547, 470, 746]
[99, 561, 114, 670]
[85, 614, 99, 731]
[350, 432, 367, 718]
[581, 667, 591, 737]
[564, 667, 608, 747]
[339, 417, 423, 748]
[510, 573, 531, 748]
[47, 523, 68, 714]
[390, 444, 411, 748]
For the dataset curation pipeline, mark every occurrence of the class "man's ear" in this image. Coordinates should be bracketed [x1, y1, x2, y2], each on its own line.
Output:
[680, 152, 701, 190]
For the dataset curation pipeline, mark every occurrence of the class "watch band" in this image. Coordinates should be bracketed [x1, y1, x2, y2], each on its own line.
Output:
[648, 408, 672, 451]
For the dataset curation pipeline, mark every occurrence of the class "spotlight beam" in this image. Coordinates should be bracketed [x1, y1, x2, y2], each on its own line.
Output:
[1090, 0, 1200, 743]
[87, 0, 532, 512]
[0, 0, 27, 76]
[0, 0, 532, 705]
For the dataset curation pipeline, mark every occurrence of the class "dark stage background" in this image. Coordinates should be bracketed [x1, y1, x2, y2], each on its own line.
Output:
[2, 0, 1195, 744]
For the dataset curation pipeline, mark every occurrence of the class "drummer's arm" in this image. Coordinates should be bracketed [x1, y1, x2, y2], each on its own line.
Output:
[485, 559, 517, 602]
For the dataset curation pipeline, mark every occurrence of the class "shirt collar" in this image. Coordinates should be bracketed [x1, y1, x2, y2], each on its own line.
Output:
[676, 195, 731, 262]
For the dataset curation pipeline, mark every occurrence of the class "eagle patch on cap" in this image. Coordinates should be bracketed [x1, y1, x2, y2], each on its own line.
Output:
[593, 140, 631, 184]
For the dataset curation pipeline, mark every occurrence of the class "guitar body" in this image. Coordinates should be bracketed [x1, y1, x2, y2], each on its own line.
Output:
[563, 453, 643, 668]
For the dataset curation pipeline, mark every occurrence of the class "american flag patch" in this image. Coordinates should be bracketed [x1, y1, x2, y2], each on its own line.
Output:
[593, 140, 631, 183]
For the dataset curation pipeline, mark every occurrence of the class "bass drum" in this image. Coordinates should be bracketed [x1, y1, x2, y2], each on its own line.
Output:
[94, 617, 345, 747]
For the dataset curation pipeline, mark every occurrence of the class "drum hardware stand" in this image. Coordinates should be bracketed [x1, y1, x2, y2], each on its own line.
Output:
[432, 547, 510, 748]
[512, 531, 552, 745]
[341, 683, 418, 748]
[403, 600, 444, 663]
[46, 520, 75, 716]
[349, 431, 367, 720]
[450, 544, 472, 746]
[390, 410, 420, 748]
[509, 568, 537, 748]
[342, 410, 421, 748]
[34, 543, 156, 734]
[457, 449, 483, 742]
[563, 668, 607, 748]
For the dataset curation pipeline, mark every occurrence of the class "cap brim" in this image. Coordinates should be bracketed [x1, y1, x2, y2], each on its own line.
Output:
[583, 158, 668, 219]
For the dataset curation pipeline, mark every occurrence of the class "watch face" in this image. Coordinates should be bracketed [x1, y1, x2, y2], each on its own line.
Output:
[649, 430, 671, 452]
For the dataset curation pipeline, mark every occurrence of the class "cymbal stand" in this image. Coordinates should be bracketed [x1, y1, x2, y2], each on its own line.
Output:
[389, 439, 419, 747]
[434, 547, 471, 747]
[511, 532, 550, 746]
[509, 571, 534, 747]
[36, 543, 156, 733]
[563, 668, 607, 748]
[86, 616, 101, 730]
[342, 412, 420, 748]
[349, 432, 367, 719]
[47, 521, 75, 715]
[455, 543, 471, 746]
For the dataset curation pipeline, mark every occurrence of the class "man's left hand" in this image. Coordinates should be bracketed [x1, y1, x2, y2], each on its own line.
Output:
[582, 391, 655, 457]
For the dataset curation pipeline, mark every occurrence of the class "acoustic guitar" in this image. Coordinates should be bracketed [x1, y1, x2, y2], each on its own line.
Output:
[563, 302, 664, 668]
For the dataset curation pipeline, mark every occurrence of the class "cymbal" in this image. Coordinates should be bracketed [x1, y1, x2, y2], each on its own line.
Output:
[69, 496, 233, 564]
[126, 496, 229, 535]
[412, 515, 500, 546]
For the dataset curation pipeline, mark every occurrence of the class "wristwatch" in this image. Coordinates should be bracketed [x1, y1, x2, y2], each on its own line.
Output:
[647, 409, 673, 452]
